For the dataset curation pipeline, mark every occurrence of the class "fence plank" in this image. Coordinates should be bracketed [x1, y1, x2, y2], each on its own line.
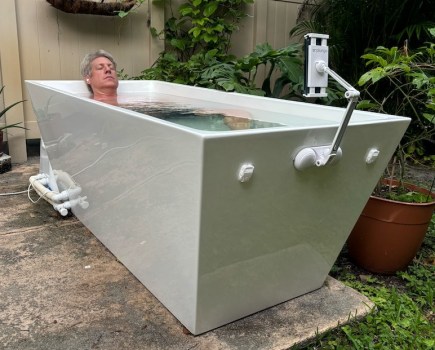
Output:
[11, 0, 152, 146]
[0, 0, 27, 162]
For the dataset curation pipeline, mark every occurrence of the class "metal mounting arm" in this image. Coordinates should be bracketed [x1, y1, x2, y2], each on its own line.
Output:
[294, 33, 360, 171]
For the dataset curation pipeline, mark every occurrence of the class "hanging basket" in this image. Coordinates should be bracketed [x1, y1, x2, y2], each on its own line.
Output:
[46, 0, 136, 16]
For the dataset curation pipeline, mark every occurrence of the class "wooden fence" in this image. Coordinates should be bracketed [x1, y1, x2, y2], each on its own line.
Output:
[0, 0, 303, 162]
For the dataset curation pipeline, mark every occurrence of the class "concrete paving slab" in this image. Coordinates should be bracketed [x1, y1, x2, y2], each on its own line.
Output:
[0, 160, 374, 350]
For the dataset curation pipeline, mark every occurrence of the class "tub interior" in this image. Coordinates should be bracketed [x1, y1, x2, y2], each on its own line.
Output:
[33, 80, 404, 134]
[118, 96, 286, 131]
[116, 91, 401, 131]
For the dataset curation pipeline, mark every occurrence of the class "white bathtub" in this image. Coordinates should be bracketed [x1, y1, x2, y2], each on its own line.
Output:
[26, 80, 409, 334]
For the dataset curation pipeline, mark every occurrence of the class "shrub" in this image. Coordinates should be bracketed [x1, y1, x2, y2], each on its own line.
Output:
[356, 30, 435, 163]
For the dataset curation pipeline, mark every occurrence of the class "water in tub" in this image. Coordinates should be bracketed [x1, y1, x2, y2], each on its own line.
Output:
[119, 100, 283, 131]
[117, 93, 285, 131]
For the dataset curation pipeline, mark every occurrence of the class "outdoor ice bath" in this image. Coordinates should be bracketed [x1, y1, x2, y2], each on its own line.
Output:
[25, 34, 410, 336]
[25, 78, 409, 335]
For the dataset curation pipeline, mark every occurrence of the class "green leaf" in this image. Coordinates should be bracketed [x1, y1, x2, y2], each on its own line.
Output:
[218, 81, 235, 91]
[192, 0, 202, 7]
[408, 72, 428, 89]
[277, 56, 303, 82]
[253, 43, 274, 57]
[194, 18, 205, 26]
[0, 100, 25, 119]
[361, 53, 388, 67]
[203, 33, 218, 43]
[0, 121, 27, 131]
[357, 100, 379, 110]
[203, 2, 218, 17]
[422, 113, 435, 125]
[213, 24, 224, 33]
[358, 68, 386, 85]
[179, 5, 193, 16]
[170, 38, 186, 50]
[205, 49, 218, 59]
[117, 11, 128, 18]
[189, 27, 202, 38]
[150, 27, 159, 38]
[166, 17, 178, 31]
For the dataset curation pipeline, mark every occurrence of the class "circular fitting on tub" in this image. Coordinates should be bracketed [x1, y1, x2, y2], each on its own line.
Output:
[238, 163, 254, 183]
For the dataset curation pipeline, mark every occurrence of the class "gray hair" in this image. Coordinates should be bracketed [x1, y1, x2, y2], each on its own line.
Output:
[80, 49, 117, 78]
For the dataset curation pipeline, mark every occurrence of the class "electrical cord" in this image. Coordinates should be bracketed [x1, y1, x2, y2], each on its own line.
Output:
[0, 182, 46, 207]
[27, 182, 44, 204]
[0, 187, 33, 196]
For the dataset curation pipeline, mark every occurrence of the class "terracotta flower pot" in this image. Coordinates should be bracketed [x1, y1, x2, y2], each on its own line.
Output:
[348, 181, 435, 274]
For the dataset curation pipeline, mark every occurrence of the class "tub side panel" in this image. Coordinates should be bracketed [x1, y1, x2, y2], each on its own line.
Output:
[27, 84, 203, 331]
[194, 119, 408, 334]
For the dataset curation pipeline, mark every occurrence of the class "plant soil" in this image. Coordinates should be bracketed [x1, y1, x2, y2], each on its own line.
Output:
[403, 163, 435, 190]
[373, 163, 435, 201]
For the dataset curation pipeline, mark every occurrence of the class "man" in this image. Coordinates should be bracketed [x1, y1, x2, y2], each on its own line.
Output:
[80, 50, 119, 105]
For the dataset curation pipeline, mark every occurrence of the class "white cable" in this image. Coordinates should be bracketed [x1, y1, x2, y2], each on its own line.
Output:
[0, 188, 33, 196]
[28, 182, 45, 204]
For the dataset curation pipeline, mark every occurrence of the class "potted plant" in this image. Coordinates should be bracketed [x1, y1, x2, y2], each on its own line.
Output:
[0, 86, 26, 157]
[347, 159, 435, 274]
[347, 34, 435, 274]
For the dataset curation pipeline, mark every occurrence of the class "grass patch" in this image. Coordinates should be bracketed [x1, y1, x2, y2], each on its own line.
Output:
[294, 215, 435, 349]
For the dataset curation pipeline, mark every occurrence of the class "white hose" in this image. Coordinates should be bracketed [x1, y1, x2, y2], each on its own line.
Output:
[29, 174, 62, 204]
[29, 172, 84, 216]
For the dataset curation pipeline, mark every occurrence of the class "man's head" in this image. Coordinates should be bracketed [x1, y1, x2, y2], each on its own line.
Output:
[80, 50, 119, 97]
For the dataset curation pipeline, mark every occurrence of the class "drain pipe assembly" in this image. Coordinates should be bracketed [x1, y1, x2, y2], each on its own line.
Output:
[29, 141, 88, 216]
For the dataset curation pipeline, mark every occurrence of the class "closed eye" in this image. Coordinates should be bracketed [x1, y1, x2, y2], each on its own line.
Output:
[96, 64, 114, 70]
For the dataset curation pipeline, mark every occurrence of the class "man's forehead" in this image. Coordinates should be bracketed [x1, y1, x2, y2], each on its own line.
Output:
[92, 57, 113, 65]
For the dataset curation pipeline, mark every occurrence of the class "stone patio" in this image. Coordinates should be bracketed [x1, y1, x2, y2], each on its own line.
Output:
[0, 158, 374, 350]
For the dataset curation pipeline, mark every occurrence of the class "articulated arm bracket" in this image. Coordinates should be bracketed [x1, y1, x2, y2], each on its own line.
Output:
[294, 33, 360, 171]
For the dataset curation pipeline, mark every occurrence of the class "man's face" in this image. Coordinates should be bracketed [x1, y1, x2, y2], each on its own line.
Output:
[87, 56, 119, 93]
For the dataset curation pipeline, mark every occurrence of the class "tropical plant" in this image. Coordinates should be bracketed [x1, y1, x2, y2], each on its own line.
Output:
[356, 32, 435, 167]
[129, 0, 256, 88]
[153, 0, 253, 60]
[290, 0, 435, 84]
[130, 0, 305, 100]
[197, 43, 304, 98]
[136, 42, 304, 98]
[0, 86, 26, 132]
